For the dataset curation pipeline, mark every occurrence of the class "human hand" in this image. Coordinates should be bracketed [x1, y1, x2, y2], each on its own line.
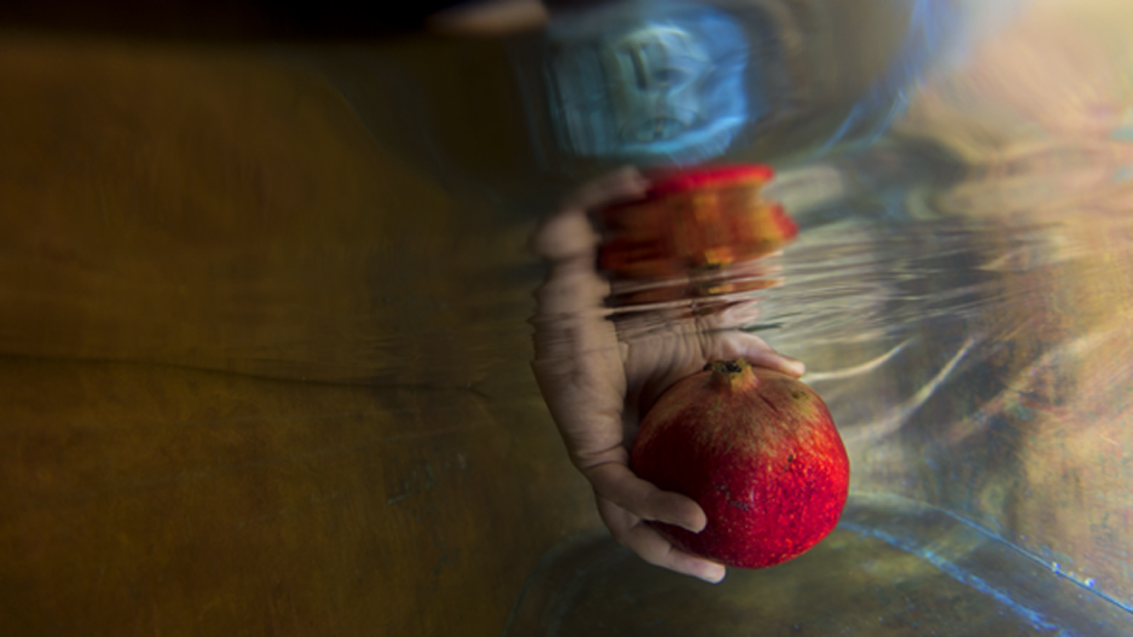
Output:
[529, 167, 805, 583]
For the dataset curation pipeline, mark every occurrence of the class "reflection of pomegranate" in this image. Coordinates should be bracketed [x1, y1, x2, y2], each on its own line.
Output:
[596, 165, 797, 277]
[630, 359, 849, 569]
[595, 165, 797, 306]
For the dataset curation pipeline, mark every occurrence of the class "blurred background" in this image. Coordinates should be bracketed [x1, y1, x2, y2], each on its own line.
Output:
[1, 0, 1131, 634]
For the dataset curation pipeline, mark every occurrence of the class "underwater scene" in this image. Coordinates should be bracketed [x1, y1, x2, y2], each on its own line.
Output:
[1, 0, 1131, 634]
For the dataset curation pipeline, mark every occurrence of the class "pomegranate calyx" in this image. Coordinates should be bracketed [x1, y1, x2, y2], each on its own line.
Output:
[705, 359, 758, 392]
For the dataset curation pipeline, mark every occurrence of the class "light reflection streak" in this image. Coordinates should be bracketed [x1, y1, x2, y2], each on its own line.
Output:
[801, 339, 912, 383]
[842, 337, 976, 445]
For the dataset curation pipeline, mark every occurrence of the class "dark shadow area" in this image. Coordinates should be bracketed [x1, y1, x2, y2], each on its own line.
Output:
[0, 0, 473, 41]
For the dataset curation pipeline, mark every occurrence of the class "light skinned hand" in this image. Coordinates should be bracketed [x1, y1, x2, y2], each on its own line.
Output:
[529, 167, 805, 584]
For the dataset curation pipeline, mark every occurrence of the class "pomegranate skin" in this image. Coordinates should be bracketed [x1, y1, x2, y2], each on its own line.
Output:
[630, 360, 850, 569]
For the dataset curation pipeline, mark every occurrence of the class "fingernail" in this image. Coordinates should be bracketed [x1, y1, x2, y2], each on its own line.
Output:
[700, 568, 726, 585]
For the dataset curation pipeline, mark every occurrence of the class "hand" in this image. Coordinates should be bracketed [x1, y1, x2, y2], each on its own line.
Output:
[529, 168, 805, 583]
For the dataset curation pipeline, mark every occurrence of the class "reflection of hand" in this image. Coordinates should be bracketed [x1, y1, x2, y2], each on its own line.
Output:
[529, 168, 805, 583]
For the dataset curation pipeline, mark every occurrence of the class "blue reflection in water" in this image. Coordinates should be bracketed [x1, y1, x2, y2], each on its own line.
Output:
[838, 521, 1064, 633]
[542, 0, 971, 165]
[544, 0, 752, 164]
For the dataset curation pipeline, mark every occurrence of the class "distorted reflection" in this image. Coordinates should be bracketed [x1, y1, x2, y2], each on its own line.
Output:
[531, 0, 973, 170]
[594, 164, 794, 309]
[544, 0, 750, 163]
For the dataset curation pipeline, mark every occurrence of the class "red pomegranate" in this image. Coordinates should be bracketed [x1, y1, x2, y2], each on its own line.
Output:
[630, 359, 850, 569]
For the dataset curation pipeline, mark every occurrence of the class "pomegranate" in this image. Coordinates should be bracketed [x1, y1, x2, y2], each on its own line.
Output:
[630, 359, 849, 569]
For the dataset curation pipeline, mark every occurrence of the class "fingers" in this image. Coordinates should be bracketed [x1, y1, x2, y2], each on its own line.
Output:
[562, 166, 649, 212]
[528, 207, 600, 262]
[560, 434, 725, 585]
[597, 496, 727, 584]
[530, 263, 611, 321]
[712, 331, 806, 378]
[529, 166, 648, 264]
[698, 326, 805, 378]
[581, 459, 706, 533]
[745, 346, 806, 378]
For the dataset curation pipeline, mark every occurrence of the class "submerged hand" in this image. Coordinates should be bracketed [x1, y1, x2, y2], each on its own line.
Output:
[529, 168, 804, 583]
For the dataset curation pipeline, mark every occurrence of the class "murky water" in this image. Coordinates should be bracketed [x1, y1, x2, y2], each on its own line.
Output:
[1, 0, 1132, 634]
